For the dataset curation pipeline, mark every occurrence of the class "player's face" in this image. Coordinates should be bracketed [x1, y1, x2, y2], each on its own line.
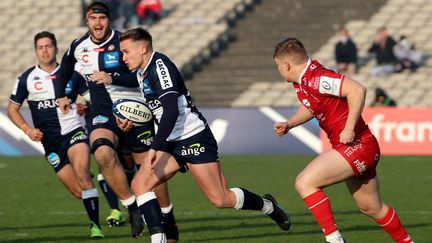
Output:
[120, 39, 146, 71]
[35, 37, 57, 66]
[274, 57, 290, 82]
[87, 13, 110, 42]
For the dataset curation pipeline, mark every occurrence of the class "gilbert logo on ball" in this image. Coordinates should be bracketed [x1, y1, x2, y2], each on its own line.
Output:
[112, 98, 153, 126]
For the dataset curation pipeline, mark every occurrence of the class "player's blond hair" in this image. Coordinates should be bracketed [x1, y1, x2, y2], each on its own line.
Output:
[273, 38, 308, 65]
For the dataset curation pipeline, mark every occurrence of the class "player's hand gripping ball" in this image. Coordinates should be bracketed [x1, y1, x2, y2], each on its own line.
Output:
[112, 98, 153, 127]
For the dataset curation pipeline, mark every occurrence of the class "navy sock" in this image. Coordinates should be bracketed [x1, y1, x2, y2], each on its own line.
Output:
[97, 174, 119, 210]
[82, 189, 100, 227]
[137, 193, 165, 235]
[241, 187, 264, 211]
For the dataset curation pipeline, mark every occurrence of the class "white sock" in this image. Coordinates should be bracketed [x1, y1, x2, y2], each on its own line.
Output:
[151, 232, 167, 243]
[120, 195, 136, 208]
[325, 230, 344, 243]
[161, 203, 173, 214]
[261, 198, 274, 214]
[229, 188, 244, 210]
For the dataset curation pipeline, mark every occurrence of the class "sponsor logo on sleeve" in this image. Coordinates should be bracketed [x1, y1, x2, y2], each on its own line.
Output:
[65, 80, 73, 95]
[318, 76, 341, 96]
[155, 59, 173, 90]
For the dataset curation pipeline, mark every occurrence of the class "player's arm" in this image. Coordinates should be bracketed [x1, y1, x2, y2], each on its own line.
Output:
[7, 102, 43, 141]
[112, 71, 139, 87]
[57, 49, 78, 113]
[339, 76, 366, 144]
[274, 104, 313, 137]
[151, 92, 179, 150]
[91, 70, 139, 87]
[58, 49, 77, 97]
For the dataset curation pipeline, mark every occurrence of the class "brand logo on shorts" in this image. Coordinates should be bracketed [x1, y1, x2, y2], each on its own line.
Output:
[344, 139, 362, 157]
[137, 130, 153, 146]
[92, 115, 109, 125]
[70, 131, 87, 144]
[353, 159, 366, 175]
[47, 152, 60, 168]
[181, 143, 205, 156]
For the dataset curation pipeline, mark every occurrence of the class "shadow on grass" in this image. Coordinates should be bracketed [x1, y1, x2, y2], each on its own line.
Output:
[0, 210, 429, 242]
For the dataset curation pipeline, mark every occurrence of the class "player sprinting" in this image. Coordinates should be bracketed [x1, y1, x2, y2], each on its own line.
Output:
[272, 37, 413, 243]
[105, 27, 291, 242]
[7, 31, 104, 239]
[56, 2, 179, 240]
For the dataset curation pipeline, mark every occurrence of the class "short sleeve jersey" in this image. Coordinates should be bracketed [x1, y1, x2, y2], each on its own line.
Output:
[138, 52, 206, 141]
[294, 59, 369, 146]
[9, 65, 87, 139]
[64, 29, 142, 116]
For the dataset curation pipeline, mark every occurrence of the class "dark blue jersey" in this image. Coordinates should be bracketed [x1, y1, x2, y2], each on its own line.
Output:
[137, 52, 207, 149]
[60, 29, 141, 116]
[9, 65, 87, 140]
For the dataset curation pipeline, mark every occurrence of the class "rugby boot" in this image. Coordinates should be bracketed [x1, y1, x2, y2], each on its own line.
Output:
[129, 208, 145, 238]
[90, 221, 104, 239]
[106, 209, 126, 227]
[164, 210, 179, 242]
[263, 194, 291, 231]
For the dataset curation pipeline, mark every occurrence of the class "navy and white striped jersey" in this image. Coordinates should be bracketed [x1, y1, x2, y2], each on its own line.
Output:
[138, 51, 207, 146]
[61, 29, 142, 116]
[9, 65, 88, 138]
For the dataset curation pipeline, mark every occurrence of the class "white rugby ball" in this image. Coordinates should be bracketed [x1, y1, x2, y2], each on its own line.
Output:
[112, 98, 153, 126]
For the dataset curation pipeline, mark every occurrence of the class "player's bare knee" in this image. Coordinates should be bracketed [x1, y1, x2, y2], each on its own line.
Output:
[294, 174, 308, 194]
[91, 138, 116, 165]
[71, 189, 82, 199]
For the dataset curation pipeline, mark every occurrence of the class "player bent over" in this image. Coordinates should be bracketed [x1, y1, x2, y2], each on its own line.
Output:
[272, 37, 413, 243]
[102, 27, 291, 242]
[7, 31, 103, 239]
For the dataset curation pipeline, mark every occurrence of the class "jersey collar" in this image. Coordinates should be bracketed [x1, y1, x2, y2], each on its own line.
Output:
[35, 63, 61, 75]
[298, 58, 311, 84]
[139, 51, 156, 74]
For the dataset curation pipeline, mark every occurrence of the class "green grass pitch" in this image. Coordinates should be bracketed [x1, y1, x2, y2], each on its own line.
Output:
[0, 155, 431, 242]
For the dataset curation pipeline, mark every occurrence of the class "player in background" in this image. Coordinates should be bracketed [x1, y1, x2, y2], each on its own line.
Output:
[7, 31, 104, 239]
[56, 2, 178, 239]
[272, 38, 413, 243]
[99, 27, 291, 243]
[74, 70, 127, 227]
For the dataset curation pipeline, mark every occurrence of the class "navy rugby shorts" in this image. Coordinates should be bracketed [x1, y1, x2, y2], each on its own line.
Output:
[43, 127, 89, 173]
[159, 126, 219, 173]
[121, 121, 155, 153]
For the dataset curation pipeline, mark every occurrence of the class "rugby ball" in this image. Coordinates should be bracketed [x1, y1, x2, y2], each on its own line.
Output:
[112, 98, 153, 126]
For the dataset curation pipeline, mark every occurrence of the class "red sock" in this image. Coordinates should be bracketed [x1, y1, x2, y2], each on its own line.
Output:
[375, 207, 412, 243]
[303, 190, 338, 236]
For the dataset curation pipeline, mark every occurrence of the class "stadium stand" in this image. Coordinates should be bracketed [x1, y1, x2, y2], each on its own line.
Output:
[213, 0, 432, 108]
[0, 0, 250, 107]
[186, 0, 388, 107]
[1, 0, 431, 108]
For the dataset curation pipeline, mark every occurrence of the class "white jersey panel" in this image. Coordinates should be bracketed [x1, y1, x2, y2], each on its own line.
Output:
[152, 95, 205, 142]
